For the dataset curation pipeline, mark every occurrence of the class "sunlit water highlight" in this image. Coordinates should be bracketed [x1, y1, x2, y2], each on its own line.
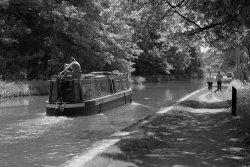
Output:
[0, 113, 72, 144]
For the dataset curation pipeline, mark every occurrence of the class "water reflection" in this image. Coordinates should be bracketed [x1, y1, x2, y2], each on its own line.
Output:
[131, 83, 145, 91]
[164, 89, 174, 102]
[0, 96, 47, 108]
[132, 80, 205, 109]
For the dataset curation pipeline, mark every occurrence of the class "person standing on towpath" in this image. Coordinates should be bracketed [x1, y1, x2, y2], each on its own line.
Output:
[206, 70, 214, 92]
[216, 70, 223, 92]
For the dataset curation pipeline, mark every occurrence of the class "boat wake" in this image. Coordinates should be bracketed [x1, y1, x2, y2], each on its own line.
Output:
[0, 114, 73, 144]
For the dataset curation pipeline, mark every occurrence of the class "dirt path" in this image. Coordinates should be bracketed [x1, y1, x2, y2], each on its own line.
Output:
[82, 86, 250, 167]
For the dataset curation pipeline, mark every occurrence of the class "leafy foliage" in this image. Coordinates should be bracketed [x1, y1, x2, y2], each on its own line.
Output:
[122, 0, 204, 76]
[3, 0, 248, 79]
[0, 0, 140, 79]
[126, 0, 250, 76]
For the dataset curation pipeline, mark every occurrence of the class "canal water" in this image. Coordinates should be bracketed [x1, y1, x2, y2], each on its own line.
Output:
[0, 79, 204, 167]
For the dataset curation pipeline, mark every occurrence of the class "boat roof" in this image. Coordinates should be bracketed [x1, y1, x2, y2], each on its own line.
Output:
[49, 71, 126, 80]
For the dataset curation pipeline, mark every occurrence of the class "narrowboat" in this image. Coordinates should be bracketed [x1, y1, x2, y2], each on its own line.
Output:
[45, 71, 132, 116]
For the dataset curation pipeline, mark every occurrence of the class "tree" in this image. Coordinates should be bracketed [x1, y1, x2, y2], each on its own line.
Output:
[123, 0, 250, 76]
[119, 0, 204, 76]
[0, 0, 140, 79]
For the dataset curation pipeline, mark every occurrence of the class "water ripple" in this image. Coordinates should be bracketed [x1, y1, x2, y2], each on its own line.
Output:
[0, 114, 72, 144]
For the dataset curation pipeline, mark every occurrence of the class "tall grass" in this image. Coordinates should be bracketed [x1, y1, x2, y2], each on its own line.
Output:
[230, 80, 250, 134]
[0, 80, 50, 98]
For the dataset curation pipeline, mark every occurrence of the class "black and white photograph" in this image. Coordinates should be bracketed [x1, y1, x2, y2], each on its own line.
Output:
[0, 0, 250, 166]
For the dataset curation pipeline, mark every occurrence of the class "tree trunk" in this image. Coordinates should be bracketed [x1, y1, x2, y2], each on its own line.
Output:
[234, 47, 244, 80]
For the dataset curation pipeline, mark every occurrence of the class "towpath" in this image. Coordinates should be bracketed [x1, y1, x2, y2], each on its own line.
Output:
[65, 85, 250, 167]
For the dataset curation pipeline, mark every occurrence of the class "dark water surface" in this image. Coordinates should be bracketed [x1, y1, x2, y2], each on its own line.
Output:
[0, 79, 204, 167]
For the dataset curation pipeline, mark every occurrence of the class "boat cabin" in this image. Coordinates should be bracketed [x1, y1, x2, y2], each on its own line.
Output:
[46, 72, 132, 116]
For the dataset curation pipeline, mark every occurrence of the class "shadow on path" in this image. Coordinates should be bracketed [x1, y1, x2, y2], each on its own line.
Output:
[100, 110, 249, 167]
[179, 100, 231, 109]
[96, 87, 250, 167]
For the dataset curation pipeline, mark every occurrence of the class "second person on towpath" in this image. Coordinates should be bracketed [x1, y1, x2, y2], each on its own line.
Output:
[216, 71, 223, 92]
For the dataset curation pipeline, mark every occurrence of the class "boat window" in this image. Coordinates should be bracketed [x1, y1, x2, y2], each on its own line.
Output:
[122, 79, 127, 89]
[111, 79, 115, 93]
[115, 80, 121, 92]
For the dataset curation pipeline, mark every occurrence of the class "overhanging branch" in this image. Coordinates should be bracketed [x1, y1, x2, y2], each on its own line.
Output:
[174, 10, 202, 29]
[164, 0, 188, 8]
[162, 0, 238, 36]
[162, 0, 201, 29]
[189, 22, 223, 35]
[188, 16, 237, 35]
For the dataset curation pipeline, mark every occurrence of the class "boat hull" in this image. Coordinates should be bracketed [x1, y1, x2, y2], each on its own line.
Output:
[46, 89, 132, 116]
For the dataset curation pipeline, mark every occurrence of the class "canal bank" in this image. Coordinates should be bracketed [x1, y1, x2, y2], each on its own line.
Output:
[0, 80, 49, 98]
[62, 84, 250, 167]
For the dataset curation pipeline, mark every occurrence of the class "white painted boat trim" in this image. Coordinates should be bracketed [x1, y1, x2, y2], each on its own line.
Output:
[85, 89, 132, 105]
[45, 102, 85, 108]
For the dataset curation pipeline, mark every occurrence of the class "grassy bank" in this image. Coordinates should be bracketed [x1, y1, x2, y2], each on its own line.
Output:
[0, 80, 50, 98]
[230, 80, 250, 141]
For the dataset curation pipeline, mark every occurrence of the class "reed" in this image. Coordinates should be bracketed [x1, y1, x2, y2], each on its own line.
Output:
[0, 80, 50, 98]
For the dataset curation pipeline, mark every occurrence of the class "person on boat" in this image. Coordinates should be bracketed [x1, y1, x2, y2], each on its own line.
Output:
[60, 56, 82, 80]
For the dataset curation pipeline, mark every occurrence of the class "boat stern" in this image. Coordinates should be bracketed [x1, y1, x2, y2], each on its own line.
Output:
[45, 101, 88, 116]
